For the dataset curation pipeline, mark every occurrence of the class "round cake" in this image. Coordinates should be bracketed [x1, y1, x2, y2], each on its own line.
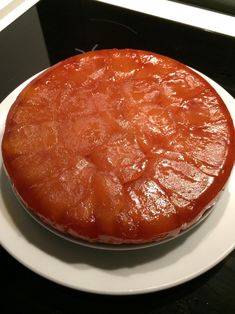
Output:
[2, 49, 234, 245]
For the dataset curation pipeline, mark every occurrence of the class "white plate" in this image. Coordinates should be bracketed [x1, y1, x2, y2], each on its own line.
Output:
[0, 70, 235, 295]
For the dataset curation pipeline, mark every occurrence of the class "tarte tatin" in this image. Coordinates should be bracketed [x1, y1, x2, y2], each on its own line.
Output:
[2, 49, 234, 244]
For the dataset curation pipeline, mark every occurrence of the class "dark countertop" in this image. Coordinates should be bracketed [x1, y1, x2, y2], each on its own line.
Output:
[1, 0, 235, 312]
[171, 0, 235, 16]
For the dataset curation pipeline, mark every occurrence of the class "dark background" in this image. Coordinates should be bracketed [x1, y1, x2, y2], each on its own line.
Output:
[171, 0, 235, 16]
[1, 0, 235, 313]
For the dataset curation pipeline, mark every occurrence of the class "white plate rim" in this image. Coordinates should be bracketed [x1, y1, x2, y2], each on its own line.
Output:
[0, 68, 234, 295]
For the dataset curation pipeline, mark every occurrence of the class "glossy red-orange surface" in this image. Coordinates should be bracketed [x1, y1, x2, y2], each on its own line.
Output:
[2, 49, 235, 244]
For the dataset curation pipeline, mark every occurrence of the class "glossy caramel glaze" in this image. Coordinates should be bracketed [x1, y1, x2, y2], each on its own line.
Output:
[2, 49, 235, 244]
